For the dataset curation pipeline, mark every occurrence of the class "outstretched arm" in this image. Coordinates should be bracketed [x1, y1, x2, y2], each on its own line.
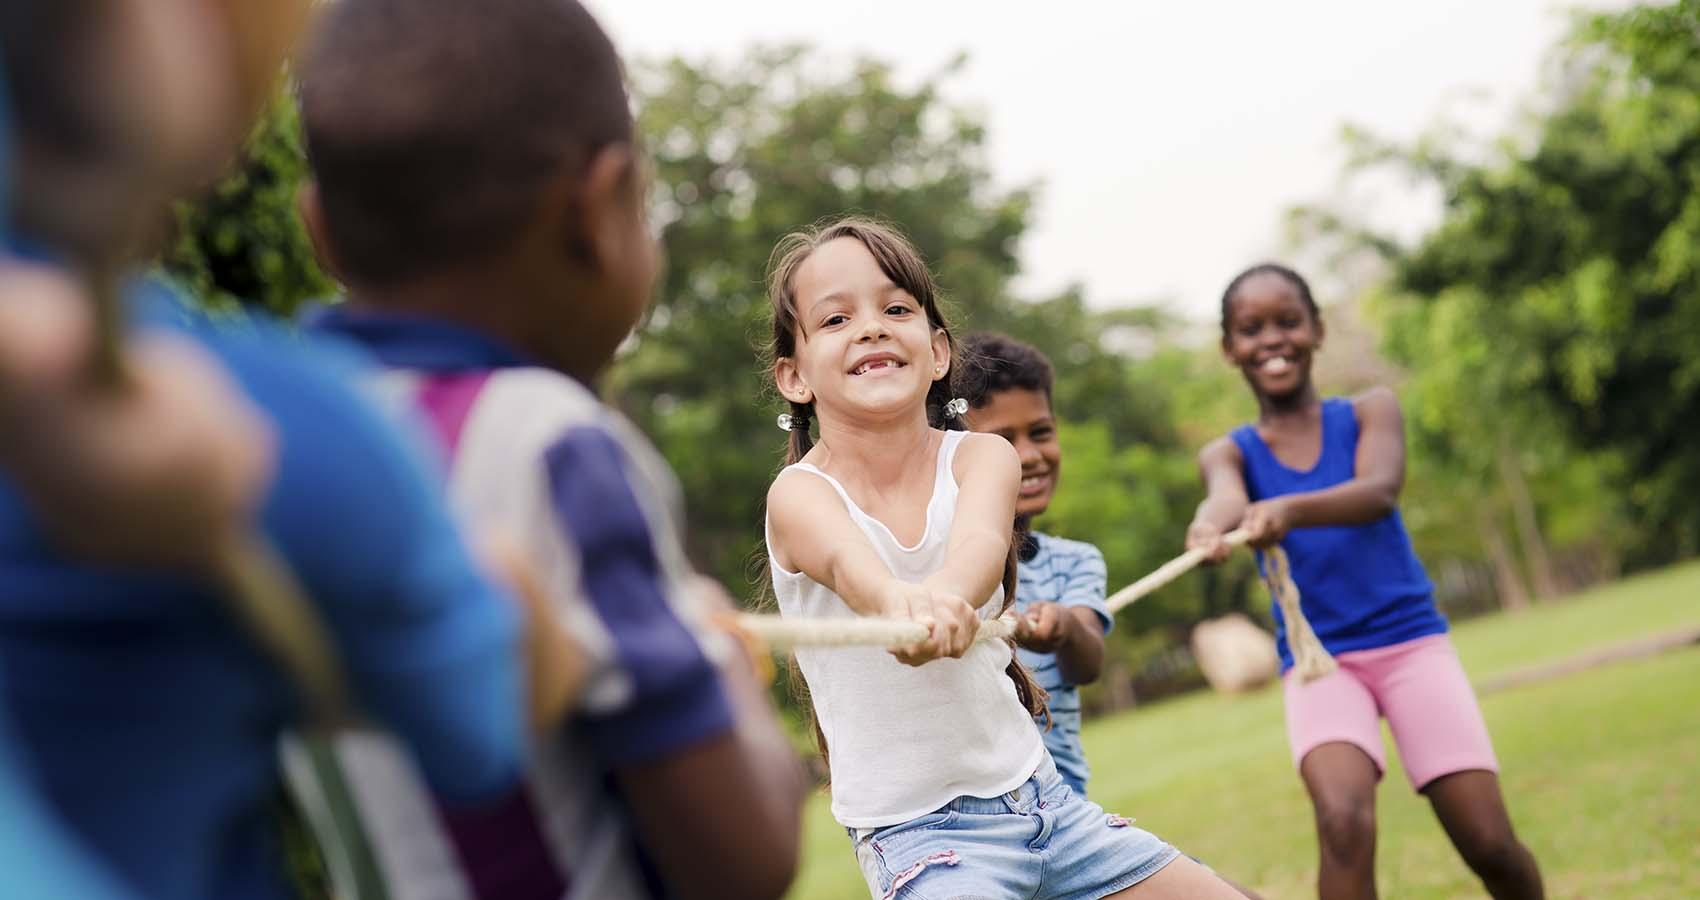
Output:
[1186, 437, 1250, 562]
[1012, 536, 1110, 685]
[614, 577, 806, 900]
[923, 432, 1020, 610]
[768, 467, 980, 663]
[767, 470, 905, 617]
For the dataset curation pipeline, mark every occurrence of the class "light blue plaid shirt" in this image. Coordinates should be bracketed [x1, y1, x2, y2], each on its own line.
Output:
[1015, 532, 1112, 797]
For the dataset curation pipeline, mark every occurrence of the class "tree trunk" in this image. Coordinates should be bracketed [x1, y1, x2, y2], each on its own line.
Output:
[1100, 660, 1137, 713]
[1477, 508, 1531, 612]
[1497, 441, 1560, 600]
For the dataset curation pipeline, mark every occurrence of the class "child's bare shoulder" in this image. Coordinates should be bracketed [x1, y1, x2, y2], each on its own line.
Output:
[766, 464, 839, 519]
[1197, 434, 1243, 467]
[1350, 385, 1403, 422]
[953, 430, 1020, 468]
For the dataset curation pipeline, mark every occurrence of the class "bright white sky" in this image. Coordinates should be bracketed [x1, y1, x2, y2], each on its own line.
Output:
[586, 1, 1626, 320]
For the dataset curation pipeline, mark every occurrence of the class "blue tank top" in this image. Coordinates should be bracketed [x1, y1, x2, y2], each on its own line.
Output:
[1231, 397, 1447, 670]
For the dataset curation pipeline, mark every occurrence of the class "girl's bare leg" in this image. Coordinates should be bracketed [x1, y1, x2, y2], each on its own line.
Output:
[1103, 855, 1250, 900]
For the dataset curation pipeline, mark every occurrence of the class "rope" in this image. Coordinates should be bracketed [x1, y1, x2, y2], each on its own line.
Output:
[88, 267, 354, 728]
[731, 610, 1019, 652]
[1105, 529, 1250, 613]
[1259, 541, 1337, 683]
[730, 527, 1339, 683]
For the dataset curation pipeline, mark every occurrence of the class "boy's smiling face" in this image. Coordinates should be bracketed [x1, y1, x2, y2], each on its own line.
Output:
[966, 387, 1061, 519]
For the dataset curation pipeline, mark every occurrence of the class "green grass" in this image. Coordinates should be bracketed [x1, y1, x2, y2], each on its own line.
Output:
[786, 560, 1700, 899]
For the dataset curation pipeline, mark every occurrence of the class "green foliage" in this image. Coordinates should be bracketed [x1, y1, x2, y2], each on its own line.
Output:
[614, 48, 1023, 592]
[1379, 2, 1697, 566]
[1288, 1, 1700, 575]
[1043, 418, 1221, 629]
[164, 89, 332, 315]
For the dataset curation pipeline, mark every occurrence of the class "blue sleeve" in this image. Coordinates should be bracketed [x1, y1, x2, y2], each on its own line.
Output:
[544, 427, 735, 766]
[0, 729, 136, 900]
[192, 314, 524, 804]
[1057, 544, 1112, 635]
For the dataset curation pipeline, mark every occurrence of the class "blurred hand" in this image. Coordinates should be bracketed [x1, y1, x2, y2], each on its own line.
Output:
[1013, 600, 1071, 653]
[686, 573, 738, 614]
[1240, 498, 1295, 548]
[477, 533, 586, 732]
[0, 265, 274, 576]
[880, 580, 979, 666]
[1185, 520, 1235, 564]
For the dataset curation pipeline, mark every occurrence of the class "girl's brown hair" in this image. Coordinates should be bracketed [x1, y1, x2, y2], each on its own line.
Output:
[763, 216, 1048, 762]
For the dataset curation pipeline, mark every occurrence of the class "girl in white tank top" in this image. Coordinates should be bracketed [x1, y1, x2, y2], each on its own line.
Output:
[770, 428, 1045, 826]
[760, 219, 1247, 900]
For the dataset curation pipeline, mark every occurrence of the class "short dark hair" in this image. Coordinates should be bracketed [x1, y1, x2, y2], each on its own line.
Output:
[958, 332, 1055, 409]
[1219, 262, 1321, 335]
[0, 0, 116, 160]
[297, 0, 632, 287]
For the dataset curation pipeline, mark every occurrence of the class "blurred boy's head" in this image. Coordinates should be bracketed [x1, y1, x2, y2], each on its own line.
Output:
[960, 333, 1060, 521]
[297, 0, 656, 384]
[0, 0, 311, 259]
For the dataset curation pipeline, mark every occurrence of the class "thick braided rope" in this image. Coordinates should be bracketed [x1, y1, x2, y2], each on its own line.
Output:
[1105, 529, 1250, 613]
[733, 610, 1020, 651]
[89, 269, 354, 728]
[733, 526, 1341, 684]
[1259, 542, 1338, 683]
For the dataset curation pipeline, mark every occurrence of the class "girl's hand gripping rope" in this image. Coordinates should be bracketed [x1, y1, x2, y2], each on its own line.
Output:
[880, 580, 979, 665]
[1183, 521, 1238, 564]
[1238, 498, 1297, 548]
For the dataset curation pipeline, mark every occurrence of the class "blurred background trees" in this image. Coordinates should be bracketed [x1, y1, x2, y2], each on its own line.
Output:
[165, 0, 1700, 711]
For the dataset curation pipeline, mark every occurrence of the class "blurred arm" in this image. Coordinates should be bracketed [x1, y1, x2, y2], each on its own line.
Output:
[549, 430, 803, 900]
[1191, 436, 1250, 533]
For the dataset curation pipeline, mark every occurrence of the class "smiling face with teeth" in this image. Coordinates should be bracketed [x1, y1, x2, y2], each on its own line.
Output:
[1221, 269, 1325, 404]
[773, 236, 951, 424]
[964, 387, 1060, 519]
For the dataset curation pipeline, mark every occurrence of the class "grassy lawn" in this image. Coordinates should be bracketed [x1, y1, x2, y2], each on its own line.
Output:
[786, 560, 1700, 899]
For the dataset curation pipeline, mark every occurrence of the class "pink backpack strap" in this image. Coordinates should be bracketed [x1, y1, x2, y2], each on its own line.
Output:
[415, 371, 493, 460]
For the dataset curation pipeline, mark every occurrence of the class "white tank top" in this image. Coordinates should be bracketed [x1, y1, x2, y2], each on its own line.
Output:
[767, 429, 1047, 828]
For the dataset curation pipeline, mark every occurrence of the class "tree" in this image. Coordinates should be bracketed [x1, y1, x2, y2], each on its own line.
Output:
[1287, 1, 1695, 581]
[1399, 3, 1700, 566]
[163, 91, 332, 315]
[614, 47, 1178, 592]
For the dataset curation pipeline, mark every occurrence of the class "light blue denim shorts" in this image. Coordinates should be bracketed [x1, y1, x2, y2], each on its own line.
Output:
[848, 754, 1180, 900]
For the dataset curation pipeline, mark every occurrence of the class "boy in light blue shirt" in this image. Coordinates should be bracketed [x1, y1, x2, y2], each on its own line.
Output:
[960, 333, 1110, 798]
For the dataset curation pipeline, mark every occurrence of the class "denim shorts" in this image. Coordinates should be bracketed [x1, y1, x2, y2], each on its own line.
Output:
[848, 754, 1180, 900]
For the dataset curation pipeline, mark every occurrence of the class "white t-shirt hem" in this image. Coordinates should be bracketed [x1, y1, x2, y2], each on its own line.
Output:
[829, 737, 1049, 830]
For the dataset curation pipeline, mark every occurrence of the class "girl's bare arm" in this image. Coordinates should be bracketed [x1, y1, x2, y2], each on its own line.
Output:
[923, 432, 1020, 610]
[766, 470, 898, 617]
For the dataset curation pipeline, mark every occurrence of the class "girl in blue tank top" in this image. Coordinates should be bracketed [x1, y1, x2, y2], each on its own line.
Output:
[1187, 264, 1545, 900]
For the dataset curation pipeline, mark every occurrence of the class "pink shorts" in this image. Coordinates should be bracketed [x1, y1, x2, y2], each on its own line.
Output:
[1283, 633, 1498, 791]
